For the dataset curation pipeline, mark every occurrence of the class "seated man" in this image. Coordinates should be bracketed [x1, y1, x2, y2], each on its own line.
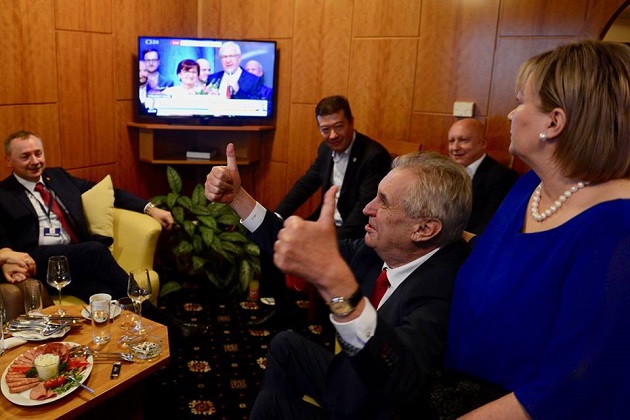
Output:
[447, 118, 519, 234]
[205, 143, 472, 418]
[0, 130, 172, 302]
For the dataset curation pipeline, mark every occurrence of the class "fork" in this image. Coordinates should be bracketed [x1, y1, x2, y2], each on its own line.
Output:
[70, 346, 133, 362]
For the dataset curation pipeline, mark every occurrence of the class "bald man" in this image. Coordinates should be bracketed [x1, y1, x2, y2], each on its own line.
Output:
[196, 58, 211, 84]
[244, 59, 273, 100]
[448, 118, 519, 234]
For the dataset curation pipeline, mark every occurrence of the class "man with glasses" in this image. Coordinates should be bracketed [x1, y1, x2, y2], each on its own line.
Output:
[206, 41, 264, 99]
[251, 95, 391, 327]
[142, 49, 173, 93]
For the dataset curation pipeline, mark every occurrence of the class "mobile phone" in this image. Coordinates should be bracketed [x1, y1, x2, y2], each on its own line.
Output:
[110, 361, 122, 379]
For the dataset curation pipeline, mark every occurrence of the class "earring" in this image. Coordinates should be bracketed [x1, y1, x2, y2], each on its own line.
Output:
[538, 132, 547, 142]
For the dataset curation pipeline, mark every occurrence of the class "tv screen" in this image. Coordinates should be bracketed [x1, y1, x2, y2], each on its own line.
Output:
[137, 36, 277, 125]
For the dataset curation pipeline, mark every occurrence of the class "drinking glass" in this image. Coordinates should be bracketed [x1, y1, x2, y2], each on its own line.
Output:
[127, 268, 152, 334]
[117, 297, 140, 345]
[46, 256, 72, 316]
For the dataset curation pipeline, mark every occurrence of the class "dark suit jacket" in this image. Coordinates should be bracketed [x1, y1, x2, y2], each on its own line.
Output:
[250, 210, 471, 419]
[206, 68, 264, 100]
[275, 132, 391, 239]
[466, 155, 519, 234]
[0, 168, 148, 252]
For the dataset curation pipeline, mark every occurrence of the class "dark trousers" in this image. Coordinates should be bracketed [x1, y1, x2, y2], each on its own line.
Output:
[250, 331, 334, 419]
[31, 241, 128, 302]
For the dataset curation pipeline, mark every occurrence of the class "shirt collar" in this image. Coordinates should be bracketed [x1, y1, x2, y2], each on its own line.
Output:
[13, 173, 43, 192]
[382, 247, 441, 293]
[466, 153, 486, 178]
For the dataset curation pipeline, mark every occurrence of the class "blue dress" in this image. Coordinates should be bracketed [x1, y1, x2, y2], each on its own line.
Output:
[446, 171, 630, 419]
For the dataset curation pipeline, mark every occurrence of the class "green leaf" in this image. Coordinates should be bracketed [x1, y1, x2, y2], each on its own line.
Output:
[244, 242, 260, 257]
[191, 255, 207, 272]
[151, 195, 167, 207]
[217, 214, 241, 226]
[172, 206, 185, 225]
[183, 220, 196, 238]
[191, 184, 207, 207]
[159, 280, 182, 297]
[167, 192, 179, 209]
[239, 259, 253, 291]
[192, 234, 203, 253]
[197, 215, 218, 231]
[218, 231, 248, 243]
[166, 166, 182, 194]
[172, 240, 193, 256]
[221, 240, 243, 256]
[199, 226, 215, 247]
[210, 234, 223, 254]
[176, 196, 193, 212]
[207, 202, 226, 217]
[191, 203, 211, 216]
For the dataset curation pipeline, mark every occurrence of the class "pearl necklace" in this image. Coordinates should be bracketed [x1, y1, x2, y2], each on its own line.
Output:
[531, 181, 589, 222]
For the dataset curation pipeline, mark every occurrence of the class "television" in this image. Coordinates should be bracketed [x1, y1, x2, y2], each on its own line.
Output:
[136, 36, 277, 126]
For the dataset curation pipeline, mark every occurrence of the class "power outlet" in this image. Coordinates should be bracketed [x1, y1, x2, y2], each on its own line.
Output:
[453, 101, 475, 117]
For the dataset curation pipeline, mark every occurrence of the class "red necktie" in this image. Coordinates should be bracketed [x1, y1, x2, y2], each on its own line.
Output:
[370, 269, 389, 308]
[35, 182, 79, 243]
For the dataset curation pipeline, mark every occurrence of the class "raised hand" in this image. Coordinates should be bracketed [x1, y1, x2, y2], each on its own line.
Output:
[273, 186, 356, 301]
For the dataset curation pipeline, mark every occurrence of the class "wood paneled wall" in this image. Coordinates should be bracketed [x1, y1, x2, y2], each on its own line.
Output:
[0, 0, 627, 218]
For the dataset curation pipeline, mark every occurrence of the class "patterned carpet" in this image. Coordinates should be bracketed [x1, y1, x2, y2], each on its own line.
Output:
[143, 274, 335, 419]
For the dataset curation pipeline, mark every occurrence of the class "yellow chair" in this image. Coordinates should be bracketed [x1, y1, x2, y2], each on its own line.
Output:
[61, 208, 162, 307]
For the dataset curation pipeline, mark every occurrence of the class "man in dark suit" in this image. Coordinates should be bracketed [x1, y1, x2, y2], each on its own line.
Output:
[276, 95, 391, 240]
[206, 41, 264, 100]
[448, 118, 519, 234]
[205, 144, 472, 419]
[0, 130, 173, 301]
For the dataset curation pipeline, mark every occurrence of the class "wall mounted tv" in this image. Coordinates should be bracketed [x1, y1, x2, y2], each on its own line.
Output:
[137, 36, 277, 126]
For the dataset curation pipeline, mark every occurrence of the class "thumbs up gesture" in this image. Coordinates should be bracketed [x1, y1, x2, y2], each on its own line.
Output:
[274, 186, 356, 300]
[205, 143, 255, 218]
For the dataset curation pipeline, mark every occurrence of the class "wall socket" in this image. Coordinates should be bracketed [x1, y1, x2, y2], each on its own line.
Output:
[453, 101, 475, 117]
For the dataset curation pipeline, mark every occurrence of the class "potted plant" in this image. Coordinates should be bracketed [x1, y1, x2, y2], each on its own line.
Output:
[152, 166, 261, 297]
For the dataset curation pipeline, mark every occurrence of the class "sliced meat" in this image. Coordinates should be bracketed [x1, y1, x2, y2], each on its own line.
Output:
[10, 381, 40, 394]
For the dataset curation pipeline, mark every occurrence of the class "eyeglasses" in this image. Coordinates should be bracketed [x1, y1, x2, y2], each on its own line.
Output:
[144, 58, 159, 62]
[220, 54, 240, 60]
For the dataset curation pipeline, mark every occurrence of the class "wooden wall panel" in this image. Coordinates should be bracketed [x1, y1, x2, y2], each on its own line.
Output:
[415, 0, 500, 115]
[409, 113, 457, 155]
[253, 160, 288, 210]
[0, 0, 57, 105]
[57, 32, 115, 169]
[291, 0, 353, 103]
[486, 37, 573, 166]
[55, 0, 113, 33]
[498, 0, 588, 36]
[348, 38, 418, 143]
[209, 0, 293, 39]
[353, 0, 421, 37]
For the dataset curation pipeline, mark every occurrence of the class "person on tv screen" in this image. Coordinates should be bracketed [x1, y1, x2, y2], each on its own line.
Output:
[196, 58, 212, 85]
[244, 60, 273, 100]
[206, 41, 264, 100]
[143, 48, 174, 93]
[162, 59, 206, 96]
[138, 60, 149, 104]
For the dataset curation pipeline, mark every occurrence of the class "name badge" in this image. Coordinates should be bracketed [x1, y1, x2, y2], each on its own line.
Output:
[43, 227, 62, 237]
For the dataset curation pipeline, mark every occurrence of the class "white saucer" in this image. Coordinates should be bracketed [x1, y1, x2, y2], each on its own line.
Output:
[81, 303, 121, 320]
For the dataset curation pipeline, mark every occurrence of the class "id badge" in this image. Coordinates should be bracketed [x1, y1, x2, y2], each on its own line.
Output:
[43, 227, 62, 237]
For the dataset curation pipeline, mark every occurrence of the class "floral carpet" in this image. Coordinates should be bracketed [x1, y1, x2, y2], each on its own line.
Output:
[143, 276, 335, 419]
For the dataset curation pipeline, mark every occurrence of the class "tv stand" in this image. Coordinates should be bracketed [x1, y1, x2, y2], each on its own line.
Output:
[127, 122, 274, 165]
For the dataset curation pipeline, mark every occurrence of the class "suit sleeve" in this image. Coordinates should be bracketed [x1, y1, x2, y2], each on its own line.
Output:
[473, 168, 519, 234]
[275, 144, 327, 219]
[337, 147, 391, 239]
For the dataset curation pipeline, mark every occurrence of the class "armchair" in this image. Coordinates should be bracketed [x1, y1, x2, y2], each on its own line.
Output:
[0, 208, 162, 321]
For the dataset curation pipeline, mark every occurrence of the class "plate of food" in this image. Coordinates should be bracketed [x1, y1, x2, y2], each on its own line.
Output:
[10, 326, 72, 342]
[1, 342, 93, 406]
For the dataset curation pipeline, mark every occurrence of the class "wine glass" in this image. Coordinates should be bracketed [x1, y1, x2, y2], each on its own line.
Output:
[127, 268, 152, 334]
[46, 256, 72, 316]
[117, 297, 140, 346]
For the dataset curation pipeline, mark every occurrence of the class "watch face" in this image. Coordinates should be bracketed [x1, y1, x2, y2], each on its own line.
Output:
[329, 299, 352, 316]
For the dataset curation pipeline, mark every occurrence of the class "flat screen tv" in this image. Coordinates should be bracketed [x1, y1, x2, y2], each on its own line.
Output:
[136, 36, 277, 126]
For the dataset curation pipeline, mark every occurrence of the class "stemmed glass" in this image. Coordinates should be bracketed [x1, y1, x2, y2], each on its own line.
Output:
[117, 297, 140, 346]
[127, 268, 152, 334]
[46, 256, 72, 316]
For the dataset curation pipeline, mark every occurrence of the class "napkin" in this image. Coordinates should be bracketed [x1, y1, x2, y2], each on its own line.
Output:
[3, 336, 28, 350]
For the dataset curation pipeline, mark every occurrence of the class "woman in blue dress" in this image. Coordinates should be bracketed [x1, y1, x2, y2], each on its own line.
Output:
[445, 40, 630, 419]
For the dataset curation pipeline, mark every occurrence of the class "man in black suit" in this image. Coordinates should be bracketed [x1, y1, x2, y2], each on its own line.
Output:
[448, 118, 519, 234]
[0, 130, 173, 301]
[206, 41, 264, 100]
[205, 144, 472, 419]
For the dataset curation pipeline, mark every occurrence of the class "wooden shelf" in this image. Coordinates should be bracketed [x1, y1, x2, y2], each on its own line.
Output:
[127, 122, 274, 165]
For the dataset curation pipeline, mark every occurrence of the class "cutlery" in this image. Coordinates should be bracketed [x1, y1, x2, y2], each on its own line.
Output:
[69, 346, 134, 362]
[65, 375, 95, 394]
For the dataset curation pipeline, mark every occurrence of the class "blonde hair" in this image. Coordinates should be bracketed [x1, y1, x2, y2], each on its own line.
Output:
[516, 40, 630, 182]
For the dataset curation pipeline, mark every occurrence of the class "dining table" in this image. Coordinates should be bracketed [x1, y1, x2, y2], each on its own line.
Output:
[0, 304, 170, 419]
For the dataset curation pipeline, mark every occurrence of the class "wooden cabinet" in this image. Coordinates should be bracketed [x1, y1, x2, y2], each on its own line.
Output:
[127, 122, 274, 165]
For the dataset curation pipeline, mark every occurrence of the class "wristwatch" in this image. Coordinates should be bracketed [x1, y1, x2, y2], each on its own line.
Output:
[327, 288, 363, 317]
[144, 202, 156, 214]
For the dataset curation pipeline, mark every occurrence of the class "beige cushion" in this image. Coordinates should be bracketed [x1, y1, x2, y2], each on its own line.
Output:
[81, 175, 115, 246]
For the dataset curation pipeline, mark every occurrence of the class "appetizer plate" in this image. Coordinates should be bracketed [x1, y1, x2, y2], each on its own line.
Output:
[0, 341, 93, 406]
[11, 326, 72, 342]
